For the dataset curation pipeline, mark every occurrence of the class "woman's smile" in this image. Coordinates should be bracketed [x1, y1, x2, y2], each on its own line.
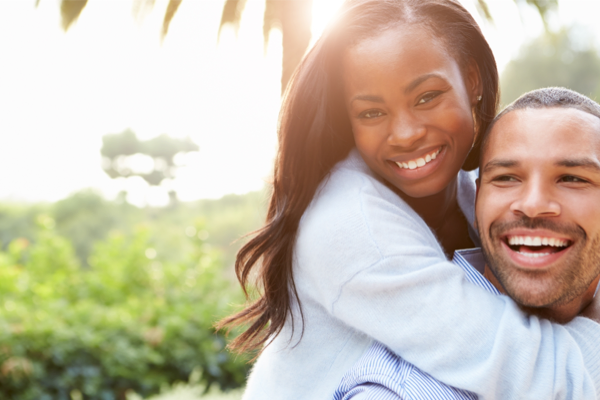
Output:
[392, 146, 443, 170]
[388, 145, 447, 181]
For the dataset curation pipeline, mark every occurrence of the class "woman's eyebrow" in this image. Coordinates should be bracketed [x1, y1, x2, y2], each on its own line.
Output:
[351, 94, 384, 104]
[404, 73, 445, 94]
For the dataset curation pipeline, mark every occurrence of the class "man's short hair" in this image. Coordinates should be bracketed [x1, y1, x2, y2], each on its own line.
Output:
[480, 87, 600, 164]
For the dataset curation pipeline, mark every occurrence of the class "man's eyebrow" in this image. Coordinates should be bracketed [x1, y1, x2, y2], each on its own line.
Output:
[404, 73, 445, 94]
[556, 158, 600, 171]
[482, 159, 519, 173]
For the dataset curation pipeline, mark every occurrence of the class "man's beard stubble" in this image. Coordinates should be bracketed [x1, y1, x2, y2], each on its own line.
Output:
[477, 216, 600, 308]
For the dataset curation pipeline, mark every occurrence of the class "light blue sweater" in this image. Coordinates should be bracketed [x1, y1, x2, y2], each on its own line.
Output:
[242, 149, 600, 399]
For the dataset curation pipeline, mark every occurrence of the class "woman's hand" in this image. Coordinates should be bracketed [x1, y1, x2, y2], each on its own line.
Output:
[580, 294, 600, 324]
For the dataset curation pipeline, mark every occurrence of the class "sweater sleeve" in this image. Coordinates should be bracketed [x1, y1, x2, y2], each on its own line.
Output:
[295, 170, 600, 400]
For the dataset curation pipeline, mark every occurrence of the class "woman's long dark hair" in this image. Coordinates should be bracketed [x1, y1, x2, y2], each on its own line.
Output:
[217, 0, 499, 354]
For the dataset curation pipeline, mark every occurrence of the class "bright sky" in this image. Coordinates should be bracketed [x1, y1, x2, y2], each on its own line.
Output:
[0, 0, 599, 206]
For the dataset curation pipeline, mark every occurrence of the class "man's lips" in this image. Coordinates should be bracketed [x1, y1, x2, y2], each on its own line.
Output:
[499, 229, 573, 268]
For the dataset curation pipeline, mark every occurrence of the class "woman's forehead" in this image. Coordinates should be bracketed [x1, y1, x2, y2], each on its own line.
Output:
[341, 27, 462, 92]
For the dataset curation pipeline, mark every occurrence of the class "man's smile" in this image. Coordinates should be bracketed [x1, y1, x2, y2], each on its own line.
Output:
[497, 228, 575, 269]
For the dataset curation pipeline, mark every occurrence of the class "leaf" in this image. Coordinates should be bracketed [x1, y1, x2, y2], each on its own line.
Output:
[219, 0, 248, 36]
[522, 0, 558, 30]
[162, 0, 182, 38]
[262, 0, 280, 47]
[132, 0, 156, 22]
[60, 0, 88, 31]
[475, 0, 493, 22]
[476, 0, 557, 30]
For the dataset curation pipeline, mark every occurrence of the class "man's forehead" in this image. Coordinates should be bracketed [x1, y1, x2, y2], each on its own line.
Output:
[483, 107, 600, 165]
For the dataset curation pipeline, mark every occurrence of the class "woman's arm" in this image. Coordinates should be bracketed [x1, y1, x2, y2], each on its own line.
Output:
[296, 170, 600, 399]
[582, 295, 600, 323]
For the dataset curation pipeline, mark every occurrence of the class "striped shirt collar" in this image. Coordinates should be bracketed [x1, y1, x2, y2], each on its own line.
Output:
[452, 248, 500, 295]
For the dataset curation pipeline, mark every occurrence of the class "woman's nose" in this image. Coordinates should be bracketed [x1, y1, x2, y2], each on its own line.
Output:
[387, 115, 427, 148]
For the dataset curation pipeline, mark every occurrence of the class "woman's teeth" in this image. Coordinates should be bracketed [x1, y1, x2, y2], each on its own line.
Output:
[395, 148, 442, 170]
[507, 236, 569, 247]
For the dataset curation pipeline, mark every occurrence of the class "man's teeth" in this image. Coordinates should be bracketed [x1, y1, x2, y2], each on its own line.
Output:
[507, 236, 569, 247]
[396, 148, 441, 170]
[516, 251, 553, 258]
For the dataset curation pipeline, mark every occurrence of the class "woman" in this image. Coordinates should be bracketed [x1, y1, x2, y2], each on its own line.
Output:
[218, 0, 600, 398]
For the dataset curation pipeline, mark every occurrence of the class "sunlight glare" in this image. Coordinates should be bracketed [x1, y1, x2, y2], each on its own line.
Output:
[311, 0, 345, 46]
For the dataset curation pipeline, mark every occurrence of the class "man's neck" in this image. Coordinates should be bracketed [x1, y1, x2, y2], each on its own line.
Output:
[483, 265, 600, 323]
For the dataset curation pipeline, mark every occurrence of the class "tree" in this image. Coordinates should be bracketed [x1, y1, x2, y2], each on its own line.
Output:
[500, 28, 600, 105]
[101, 129, 199, 202]
[49, 0, 555, 94]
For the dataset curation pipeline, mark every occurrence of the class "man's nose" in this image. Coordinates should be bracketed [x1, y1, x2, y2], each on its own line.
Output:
[510, 179, 561, 218]
[387, 114, 427, 148]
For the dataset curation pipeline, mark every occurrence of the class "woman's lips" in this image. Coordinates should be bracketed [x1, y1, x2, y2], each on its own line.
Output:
[388, 146, 446, 180]
[394, 146, 443, 170]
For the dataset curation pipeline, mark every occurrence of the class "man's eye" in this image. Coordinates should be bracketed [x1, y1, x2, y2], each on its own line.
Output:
[493, 175, 518, 183]
[417, 91, 441, 105]
[359, 110, 384, 119]
[559, 175, 588, 184]
[495, 175, 516, 181]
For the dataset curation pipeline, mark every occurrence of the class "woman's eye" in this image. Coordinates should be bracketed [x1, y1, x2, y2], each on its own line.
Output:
[417, 91, 441, 105]
[359, 110, 384, 119]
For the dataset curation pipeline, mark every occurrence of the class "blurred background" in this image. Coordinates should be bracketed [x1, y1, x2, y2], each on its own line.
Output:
[0, 0, 599, 399]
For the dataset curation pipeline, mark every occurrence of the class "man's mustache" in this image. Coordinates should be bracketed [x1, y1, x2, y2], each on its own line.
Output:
[488, 217, 586, 242]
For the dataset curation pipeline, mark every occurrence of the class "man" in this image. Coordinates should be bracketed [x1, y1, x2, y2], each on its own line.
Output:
[333, 87, 600, 400]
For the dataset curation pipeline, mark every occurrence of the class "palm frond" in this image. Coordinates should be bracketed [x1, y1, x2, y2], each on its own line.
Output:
[60, 0, 88, 31]
[132, 0, 156, 22]
[478, 0, 557, 30]
[162, 0, 182, 38]
[219, 0, 248, 36]
[262, 0, 280, 47]
[523, 0, 557, 30]
[475, 0, 493, 23]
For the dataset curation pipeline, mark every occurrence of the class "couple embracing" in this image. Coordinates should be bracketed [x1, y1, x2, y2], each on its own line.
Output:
[218, 0, 600, 399]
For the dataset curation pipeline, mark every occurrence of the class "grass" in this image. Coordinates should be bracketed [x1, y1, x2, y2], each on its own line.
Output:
[126, 384, 244, 400]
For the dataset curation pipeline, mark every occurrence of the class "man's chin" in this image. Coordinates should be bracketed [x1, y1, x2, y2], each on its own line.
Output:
[499, 278, 561, 308]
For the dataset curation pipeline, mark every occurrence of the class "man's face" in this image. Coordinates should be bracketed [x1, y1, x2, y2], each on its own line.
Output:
[476, 107, 600, 320]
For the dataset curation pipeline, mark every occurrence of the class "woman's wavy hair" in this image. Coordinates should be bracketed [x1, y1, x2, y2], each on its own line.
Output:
[217, 0, 499, 354]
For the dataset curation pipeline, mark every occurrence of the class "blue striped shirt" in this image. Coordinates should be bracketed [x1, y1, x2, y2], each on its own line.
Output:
[333, 248, 500, 400]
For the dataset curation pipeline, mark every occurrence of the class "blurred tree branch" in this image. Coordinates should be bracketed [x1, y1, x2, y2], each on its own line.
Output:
[49, 0, 557, 94]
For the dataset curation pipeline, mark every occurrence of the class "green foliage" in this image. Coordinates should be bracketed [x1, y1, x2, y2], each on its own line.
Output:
[0, 189, 267, 271]
[0, 220, 249, 400]
[501, 28, 600, 106]
[52, 190, 143, 266]
[0, 202, 48, 251]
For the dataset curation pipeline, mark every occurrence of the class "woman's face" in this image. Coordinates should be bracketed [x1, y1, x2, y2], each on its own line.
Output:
[342, 26, 481, 198]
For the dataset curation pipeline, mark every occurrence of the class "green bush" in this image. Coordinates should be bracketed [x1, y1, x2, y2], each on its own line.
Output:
[0, 216, 249, 400]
